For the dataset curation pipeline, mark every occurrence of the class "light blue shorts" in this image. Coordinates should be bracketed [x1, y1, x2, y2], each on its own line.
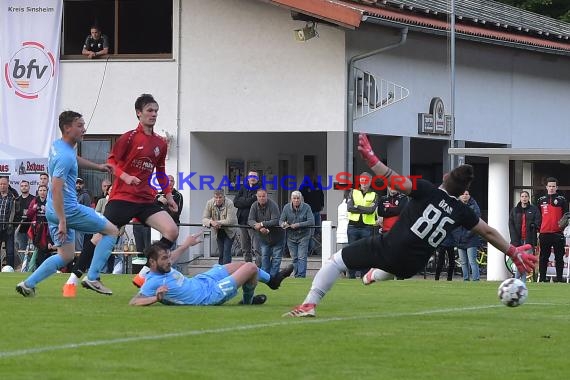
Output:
[46, 205, 109, 246]
[194, 265, 238, 305]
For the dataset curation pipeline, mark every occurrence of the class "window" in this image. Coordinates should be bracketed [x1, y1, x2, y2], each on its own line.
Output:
[77, 135, 119, 200]
[62, 0, 173, 58]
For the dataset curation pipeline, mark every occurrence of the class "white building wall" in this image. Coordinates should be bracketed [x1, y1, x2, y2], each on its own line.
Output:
[59, 60, 179, 138]
[180, 0, 345, 133]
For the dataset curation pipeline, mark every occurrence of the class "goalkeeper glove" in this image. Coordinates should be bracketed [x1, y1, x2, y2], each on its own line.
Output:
[506, 244, 537, 274]
[357, 133, 380, 168]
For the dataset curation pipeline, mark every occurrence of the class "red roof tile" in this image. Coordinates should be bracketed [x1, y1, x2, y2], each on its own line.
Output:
[265, 0, 570, 52]
[355, 2, 570, 52]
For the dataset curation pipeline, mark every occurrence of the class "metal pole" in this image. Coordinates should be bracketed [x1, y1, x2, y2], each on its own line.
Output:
[449, 0, 457, 170]
[346, 25, 408, 175]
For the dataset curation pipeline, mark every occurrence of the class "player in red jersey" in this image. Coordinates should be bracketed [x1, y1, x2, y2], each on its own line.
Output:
[63, 94, 179, 296]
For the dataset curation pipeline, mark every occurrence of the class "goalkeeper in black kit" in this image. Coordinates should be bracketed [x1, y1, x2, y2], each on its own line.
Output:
[284, 133, 538, 317]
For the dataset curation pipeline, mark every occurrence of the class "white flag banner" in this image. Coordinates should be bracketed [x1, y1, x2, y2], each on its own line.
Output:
[0, 0, 62, 157]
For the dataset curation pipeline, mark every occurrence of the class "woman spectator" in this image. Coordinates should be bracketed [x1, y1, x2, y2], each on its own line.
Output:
[280, 191, 314, 278]
[26, 185, 54, 268]
[508, 190, 541, 282]
[452, 190, 481, 281]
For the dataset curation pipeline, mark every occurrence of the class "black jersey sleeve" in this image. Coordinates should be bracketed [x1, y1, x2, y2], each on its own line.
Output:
[460, 204, 480, 231]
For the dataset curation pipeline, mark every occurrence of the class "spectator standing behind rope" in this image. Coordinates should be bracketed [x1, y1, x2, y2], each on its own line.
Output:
[346, 172, 378, 279]
[537, 177, 568, 283]
[508, 190, 541, 283]
[202, 190, 238, 265]
[280, 191, 314, 278]
[26, 185, 53, 268]
[378, 185, 408, 233]
[233, 171, 261, 263]
[452, 190, 481, 281]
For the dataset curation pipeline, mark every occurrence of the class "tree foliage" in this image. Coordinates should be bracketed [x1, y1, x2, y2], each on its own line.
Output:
[495, 0, 570, 22]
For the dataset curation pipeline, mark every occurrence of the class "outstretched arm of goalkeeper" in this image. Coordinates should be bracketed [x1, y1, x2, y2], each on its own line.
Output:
[357, 133, 413, 195]
[471, 219, 537, 273]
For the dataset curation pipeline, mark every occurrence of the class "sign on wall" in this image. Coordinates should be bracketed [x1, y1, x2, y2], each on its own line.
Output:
[418, 97, 453, 136]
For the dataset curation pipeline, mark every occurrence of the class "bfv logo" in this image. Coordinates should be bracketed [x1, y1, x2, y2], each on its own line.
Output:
[4, 41, 55, 100]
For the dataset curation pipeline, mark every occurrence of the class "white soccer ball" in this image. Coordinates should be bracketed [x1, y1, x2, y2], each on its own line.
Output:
[497, 278, 528, 307]
[1, 265, 14, 273]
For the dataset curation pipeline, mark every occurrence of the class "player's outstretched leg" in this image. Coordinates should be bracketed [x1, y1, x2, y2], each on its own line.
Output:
[266, 264, 294, 290]
[283, 250, 347, 317]
[17, 243, 74, 298]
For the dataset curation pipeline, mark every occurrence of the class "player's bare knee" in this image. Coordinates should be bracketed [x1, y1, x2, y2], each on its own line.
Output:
[109, 224, 120, 236]
[163, 226, 179, 241]
[103, 223, 119, 237]
[243, 262, 258, 275]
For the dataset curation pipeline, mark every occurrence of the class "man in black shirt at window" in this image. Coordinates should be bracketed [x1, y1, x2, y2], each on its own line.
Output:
[82, 25, 109, 59]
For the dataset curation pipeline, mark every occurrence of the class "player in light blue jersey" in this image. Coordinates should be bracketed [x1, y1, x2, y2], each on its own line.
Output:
[16, 111, 119, 297]
[129, 235, 293, 306]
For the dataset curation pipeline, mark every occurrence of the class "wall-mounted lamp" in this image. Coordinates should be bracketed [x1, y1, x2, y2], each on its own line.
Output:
[294, 22, 318, 42]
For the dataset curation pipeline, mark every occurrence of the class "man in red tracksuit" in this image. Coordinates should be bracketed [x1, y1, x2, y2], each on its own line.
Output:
[537, 177, 568, 282]
[378, 186, 409, 234]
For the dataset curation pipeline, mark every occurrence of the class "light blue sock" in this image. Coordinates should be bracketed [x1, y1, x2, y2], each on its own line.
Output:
[25, 254, 66, 288]
[87, 235, 116, 281]
[257, 268, 270, 283]
[242, 282, 256, 305]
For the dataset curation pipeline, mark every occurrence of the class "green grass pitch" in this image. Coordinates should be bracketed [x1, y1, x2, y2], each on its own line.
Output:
[0, 273, 568, 379]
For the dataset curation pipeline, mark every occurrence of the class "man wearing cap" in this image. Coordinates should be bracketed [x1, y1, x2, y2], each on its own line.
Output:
[75, 178, 92, 207]
[346, 172, 378, 278]
[75, 178, 92, 252]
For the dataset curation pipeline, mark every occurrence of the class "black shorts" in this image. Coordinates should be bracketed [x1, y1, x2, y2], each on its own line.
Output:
[103, 200, 166, 228]
[341, 234, 426, 278]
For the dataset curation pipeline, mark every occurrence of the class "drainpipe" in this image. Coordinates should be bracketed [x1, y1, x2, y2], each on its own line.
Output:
[175, 0, 182, 172]
[346, 24, 408, 175]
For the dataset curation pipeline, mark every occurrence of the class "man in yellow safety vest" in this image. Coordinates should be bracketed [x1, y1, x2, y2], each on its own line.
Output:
[346, 172, 378, 278]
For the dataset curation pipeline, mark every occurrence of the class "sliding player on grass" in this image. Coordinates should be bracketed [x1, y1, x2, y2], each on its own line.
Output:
[129, 236, 294, 306]
[284, 133, 537, 317]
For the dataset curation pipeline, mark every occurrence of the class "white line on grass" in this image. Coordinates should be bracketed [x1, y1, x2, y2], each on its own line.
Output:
[0, 303, 552, 359]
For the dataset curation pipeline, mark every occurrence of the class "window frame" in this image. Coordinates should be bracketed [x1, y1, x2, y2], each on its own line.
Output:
[60, 0, 173, 60]
[77, 134, 120, 201]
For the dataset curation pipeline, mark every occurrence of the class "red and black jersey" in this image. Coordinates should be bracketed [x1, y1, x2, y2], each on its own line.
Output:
[108, 123, 169, 203]
[538, 193, 568, 233]
[378, 193, 409, 232]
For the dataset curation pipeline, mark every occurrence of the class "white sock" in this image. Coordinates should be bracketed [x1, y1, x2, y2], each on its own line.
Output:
[66, 273, 79, 285]
[372, 268, 395, 281]
[137, 266, 150, 278]
[303, 250, 347, 305]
